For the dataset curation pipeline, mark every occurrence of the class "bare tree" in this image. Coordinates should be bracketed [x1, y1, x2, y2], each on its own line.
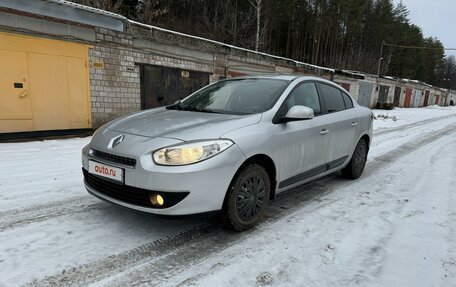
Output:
[247, 0, 262, 51]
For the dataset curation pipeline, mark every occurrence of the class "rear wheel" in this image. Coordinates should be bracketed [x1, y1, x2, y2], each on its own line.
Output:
[342, 139, 368, 179]
[222, 165, 270, 231]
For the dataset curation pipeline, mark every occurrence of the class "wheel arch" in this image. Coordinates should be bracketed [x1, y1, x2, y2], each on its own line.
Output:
[360, 134, 371, 151]
[223, 154, 277, 209]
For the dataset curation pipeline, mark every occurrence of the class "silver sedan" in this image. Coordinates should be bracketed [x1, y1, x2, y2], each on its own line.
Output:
[82, 75, 373, 231]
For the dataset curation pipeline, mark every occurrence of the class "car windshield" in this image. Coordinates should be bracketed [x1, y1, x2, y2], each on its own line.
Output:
[167, 78, 289, 115]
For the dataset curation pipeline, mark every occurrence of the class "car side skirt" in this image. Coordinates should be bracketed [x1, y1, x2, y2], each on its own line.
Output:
[278, 155, 348, 189]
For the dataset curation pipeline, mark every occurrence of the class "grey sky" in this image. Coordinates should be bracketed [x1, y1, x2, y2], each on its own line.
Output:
[391, 0, 456, 57]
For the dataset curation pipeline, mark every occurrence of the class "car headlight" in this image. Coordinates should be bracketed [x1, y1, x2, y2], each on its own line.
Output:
[153, 140, 233, 166]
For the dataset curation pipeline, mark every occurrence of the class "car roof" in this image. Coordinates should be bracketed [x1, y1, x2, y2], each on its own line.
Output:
[223, 74, 352, 95]
[225, 74, 329, 82]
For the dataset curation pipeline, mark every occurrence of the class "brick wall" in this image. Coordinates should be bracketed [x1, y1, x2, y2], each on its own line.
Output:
[88, 26, 220, 127]
[89, 28, 140, 127]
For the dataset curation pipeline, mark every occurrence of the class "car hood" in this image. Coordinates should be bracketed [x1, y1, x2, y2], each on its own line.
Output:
[107, 107, 262, 141]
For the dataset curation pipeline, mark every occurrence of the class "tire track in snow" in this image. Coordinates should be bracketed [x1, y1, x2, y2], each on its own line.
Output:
[26, 122, 456, 287]
[344, 132, 456, 286]
[0, 197, 103, 232]
[25, 180, 335, 287]
[366, 122, 456, 176]
[443, 157, 456, 282]
[374, 113, 456, 137]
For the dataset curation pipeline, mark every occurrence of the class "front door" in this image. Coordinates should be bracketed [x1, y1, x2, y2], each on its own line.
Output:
[270, 82, 330, 188]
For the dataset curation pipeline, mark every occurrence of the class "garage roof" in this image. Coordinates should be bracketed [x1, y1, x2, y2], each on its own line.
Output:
[0, 0, 126, 31]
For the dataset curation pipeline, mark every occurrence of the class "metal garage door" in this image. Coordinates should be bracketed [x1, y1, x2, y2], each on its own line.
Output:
[377, 85, 390, 105]
[0, 32, 91, 133]
[393, 86, 401, 107]
[423, 90, 430, 106]
[413, 90, 422, 107]
[357, 81, 373, 108]
[0, 50, 32, 122]
[404, 88, 413, 107]
[140, 65, 210, 109]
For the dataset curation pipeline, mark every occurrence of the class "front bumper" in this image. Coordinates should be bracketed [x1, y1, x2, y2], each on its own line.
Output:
[83, 168, 190, 209]
[82, 130, 246, 215]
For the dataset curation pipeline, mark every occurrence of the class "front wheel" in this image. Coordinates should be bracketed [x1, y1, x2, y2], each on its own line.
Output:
[342, 139, 368, 179]
[221, 164, 270, 231]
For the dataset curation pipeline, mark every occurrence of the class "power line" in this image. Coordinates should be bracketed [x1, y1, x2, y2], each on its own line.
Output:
[378, 41, 455, 76]
[384, 42, 456, 51]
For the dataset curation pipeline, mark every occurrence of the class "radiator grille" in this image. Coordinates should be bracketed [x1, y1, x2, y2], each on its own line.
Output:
[92, 149, 136, 167]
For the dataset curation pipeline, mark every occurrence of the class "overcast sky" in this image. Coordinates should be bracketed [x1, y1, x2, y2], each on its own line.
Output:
[391, 0, 456, 57]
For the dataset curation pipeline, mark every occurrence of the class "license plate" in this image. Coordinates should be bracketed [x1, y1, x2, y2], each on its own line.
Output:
[88, 160, 124, 183]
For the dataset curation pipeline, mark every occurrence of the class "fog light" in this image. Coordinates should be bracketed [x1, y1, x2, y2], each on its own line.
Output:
[150, 194, 164, 207]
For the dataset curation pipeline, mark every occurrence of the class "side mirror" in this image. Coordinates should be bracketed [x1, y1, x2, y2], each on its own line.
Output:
[280, 105, 314, 123]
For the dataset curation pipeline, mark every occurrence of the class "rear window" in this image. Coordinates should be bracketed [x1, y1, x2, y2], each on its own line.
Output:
[342, 93, 354, 108]
[319, 83, 346, 113]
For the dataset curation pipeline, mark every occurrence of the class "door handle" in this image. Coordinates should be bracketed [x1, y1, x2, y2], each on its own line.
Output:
[351, 122, 358, 127]
[320, 129, 329, 135]
[18, 90, 28, 98]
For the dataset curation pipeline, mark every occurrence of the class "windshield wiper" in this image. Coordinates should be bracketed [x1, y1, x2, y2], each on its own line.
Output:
[180, 107, 220, 113]
[167, 102, 224, 114]
[166, 101, 183, 110]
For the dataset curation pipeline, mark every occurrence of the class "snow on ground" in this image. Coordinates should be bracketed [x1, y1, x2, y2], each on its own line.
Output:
[0, 138, 211, 286]
[373, 105, 456, 131]
[0, 107, 456, 286]
[0, 138, 90, 211]
[165, 120, 456, 287]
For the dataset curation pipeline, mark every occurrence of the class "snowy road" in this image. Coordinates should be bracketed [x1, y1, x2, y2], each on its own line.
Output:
[0, 107, 455, 286]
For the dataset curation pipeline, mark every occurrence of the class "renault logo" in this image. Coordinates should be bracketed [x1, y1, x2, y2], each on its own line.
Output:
[108, 135, 125, 149]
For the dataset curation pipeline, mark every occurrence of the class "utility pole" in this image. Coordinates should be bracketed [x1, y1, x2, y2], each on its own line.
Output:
[377, 41, 384, 77]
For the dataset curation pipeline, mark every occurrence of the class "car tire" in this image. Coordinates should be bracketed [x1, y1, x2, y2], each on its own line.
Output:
[221, 164, 270, 231]
[342, 139, 368, 179]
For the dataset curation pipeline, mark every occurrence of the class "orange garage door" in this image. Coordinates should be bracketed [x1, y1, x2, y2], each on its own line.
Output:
[0, 32, 91, 133]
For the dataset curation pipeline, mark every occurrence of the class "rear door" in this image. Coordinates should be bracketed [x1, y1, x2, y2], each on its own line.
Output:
[317, 82, 359, 167]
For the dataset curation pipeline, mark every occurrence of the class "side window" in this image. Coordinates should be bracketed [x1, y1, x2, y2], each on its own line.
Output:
[286, 82, 321, 115]
[319, 83, 346, 113]
[342, 92, 354, 109]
